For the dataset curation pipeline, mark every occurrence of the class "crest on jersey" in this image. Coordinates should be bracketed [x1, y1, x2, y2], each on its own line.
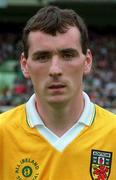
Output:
[15, 158, 39, 179]
[90, 149, 112, 180]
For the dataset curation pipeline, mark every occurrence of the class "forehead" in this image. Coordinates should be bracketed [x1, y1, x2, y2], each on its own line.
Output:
[28, 26, 81, 51]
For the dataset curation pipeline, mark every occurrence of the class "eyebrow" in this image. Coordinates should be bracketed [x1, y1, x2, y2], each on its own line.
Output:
[32, 48, 78, 58]
[32, 50, 51, 58]
[58, 48, 78, 55]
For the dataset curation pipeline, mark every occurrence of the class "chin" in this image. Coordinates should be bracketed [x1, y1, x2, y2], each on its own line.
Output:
[47, 96, 68, 106]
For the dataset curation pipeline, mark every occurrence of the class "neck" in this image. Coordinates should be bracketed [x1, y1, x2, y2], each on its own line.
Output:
[35, 93, 84, 137]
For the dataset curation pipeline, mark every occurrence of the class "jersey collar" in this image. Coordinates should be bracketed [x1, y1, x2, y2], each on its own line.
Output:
[26, 92, 95, 128]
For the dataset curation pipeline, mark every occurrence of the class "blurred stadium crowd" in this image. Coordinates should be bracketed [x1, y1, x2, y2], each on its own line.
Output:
[0, 31, 116, 112]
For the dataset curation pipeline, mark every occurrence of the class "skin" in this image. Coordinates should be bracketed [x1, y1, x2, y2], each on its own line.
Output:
[21, 26, 92, 136]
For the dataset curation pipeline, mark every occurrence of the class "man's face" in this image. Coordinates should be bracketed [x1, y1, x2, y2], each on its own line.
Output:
[21, 26, 92, 105]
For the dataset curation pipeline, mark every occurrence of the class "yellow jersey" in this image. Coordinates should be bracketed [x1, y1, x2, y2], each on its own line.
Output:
[0, 104, 116, 180]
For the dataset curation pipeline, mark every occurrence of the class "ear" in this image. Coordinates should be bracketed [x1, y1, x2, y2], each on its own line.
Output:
[84, 49, 93, 75]
[20, 52, 30, 79]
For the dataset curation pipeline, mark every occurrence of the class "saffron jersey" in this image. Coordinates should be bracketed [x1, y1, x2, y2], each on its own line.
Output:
[0, 104, 116, 180]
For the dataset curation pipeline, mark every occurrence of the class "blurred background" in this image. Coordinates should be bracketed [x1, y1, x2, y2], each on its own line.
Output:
[0, 0, 116, 113]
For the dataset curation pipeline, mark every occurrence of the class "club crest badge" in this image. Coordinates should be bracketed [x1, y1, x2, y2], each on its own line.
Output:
[15, 158, 39, 180]
[90, 150, 112, 180]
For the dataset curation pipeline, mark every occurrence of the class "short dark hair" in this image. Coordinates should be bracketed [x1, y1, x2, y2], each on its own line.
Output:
[22, 6, 89, 58]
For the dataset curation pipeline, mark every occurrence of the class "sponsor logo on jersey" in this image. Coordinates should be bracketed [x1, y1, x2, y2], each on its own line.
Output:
[90, 149, 112, 180]
[15, 158, 39, 179]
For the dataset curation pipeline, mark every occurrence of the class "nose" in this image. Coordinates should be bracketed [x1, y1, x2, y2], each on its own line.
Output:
[49, 56, 62, 77]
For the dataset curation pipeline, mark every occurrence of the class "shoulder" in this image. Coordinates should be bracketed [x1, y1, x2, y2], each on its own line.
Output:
[95, 104, 116, 127]
[0, 104, 26, 128]
[95, 104, 116, 119]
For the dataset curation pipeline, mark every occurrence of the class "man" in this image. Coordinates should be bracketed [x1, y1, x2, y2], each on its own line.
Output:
[0, 6, 116, 180]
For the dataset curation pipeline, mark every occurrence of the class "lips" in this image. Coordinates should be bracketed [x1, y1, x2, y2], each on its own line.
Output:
[48, 84, 66, 89]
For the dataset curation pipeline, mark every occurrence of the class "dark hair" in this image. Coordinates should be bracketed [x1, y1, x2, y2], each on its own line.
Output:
[22, 6, 89, 58]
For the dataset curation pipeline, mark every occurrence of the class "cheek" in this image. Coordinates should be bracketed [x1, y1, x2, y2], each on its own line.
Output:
[68, 62, 85, 78]
[27, 64, 48, 89]
[27, 63, 43, 77]
[66, 63, 85, 89]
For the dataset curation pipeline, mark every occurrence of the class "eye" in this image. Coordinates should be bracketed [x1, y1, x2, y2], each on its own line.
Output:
[60, 49, 78, 61]
[64, 53, 73, 58]
[37, 55, 50, 62]
[33, 53, 52, 63]
[62, 53, 76, 61]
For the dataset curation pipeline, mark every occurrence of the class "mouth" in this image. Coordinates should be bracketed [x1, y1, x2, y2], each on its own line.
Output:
[48, 83, 67, 94]
[48, 84, 66, 89]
